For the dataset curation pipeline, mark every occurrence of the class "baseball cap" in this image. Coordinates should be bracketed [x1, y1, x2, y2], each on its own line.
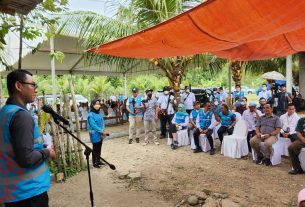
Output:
[249, 102, 257, 107]
[132, 87, 139, 93]
[145, 89, 153, 93]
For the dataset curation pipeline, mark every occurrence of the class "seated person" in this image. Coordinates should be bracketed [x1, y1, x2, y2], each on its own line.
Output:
[189, 101, 201, 130]
[169, 104, 189, 150]
[235, 97, 247, 115]
[193, 102, 217, 155]
[280, 103, 300, 142]
[217, 104, 236, 144]
[288, 117, 305, 175]
[250, 104, 281, 166]
[242, 102, 262, 152]
[257, 97, 267, 113]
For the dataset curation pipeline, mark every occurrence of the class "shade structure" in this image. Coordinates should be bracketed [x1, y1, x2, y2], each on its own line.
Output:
[261, 71, 285, 81]
[87, 0, 305, 61]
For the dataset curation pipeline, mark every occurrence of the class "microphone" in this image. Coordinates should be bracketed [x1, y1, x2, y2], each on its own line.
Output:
[42, 105, 70, 125]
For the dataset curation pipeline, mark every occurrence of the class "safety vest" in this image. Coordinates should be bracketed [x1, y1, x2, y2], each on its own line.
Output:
[198, 109, 214, 129]
[191, 109, 200, 120]
[88, 111, 104, 143]
[0, 104, 50, 203]
[219, 111, 234, 127]
[175, 113, 188, 124]
[128, 95, 143, 116]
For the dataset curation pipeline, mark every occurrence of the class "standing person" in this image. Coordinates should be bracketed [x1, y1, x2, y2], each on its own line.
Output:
[232, 85, 245, 101]
[88, 99, 108, 168]
[143, 89, 159, 145]
[157, 86, 176, 139]
[250, 104, 281, 166]
[193, 102, 217, 155]
[235, 97, 248, 115]
[168, 104, 189, 150]
[182, 86, 196, 114]
[217, 104, 236, 144]
[273, 84, 292, 116]
[280, 103, 300, 142]
[126, 88, 144, 144]
[258, 83, 272, 101]
[0, 70, 55, 207]
[217, 87, 228, 103]
[242, 102, 262, 152]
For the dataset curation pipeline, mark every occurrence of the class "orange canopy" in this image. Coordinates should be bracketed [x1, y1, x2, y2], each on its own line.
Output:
[87, 0, 305, 61]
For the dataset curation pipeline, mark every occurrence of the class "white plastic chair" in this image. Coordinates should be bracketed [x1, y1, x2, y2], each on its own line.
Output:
[278, 137, 291, 156]
[190, 131, 212, 152]
[299, 148, 305, 171]
[234, 111, 242, 122]
[221, 120, 248, 158]
[252, 138, 282, 165]
[167, 129, 190, 147]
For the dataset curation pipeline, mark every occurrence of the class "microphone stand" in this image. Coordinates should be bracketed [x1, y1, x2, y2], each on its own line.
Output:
[52, 117, 116, 207]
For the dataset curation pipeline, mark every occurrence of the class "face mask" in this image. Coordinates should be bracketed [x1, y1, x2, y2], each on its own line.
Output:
[147, 93, 152, 98]
[262, 86, 267, 91]
[186, 89, 190, 93]
[164, 91, 169, 95]
[241, 101, 245, 105]
[214, 101, 219, 105]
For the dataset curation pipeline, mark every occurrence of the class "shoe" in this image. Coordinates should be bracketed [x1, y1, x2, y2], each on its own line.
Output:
[98, 162, 105, 166]
[174, 140, 179, 146]
[170, 144, 175, 150]
[143, 141, 149, 146]
[193, 147, 202, 153]
[256, 155, 264, 165]
[264, 158, 271, 166]
[136, 138, 140, 143]
[289, 168, 304, 175]
[172, 144, 177, 150]
[129, 139, 133, 144]
[93, 164, 101, 169]
[210, 149, 215, 155]
[154, 141, 160, 145]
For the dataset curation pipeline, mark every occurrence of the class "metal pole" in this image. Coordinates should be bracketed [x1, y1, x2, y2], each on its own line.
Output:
[0, 74, 2, 108]
[286, 55, 293, 94]
[124, 73, 127, 98]
[228, 62, 232, 106]
[50, 36, 56, 105]
[18, 16, 24, 70]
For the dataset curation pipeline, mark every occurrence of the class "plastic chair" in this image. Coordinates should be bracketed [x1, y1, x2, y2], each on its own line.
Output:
[167, 129, 190, 147]
[252, 139, 282, 165]
[221, 120, 248, 158]
[278, 137, 291, 156]
[234, 111, 242, 122]
[299, 148, 305, 171]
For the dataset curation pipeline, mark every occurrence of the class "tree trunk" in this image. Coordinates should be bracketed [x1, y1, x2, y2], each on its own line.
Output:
[299, 52, 305, 97]
[62, 90, 72, 167]
[69, 79, 85, 169]
[231, 61, 244, 86]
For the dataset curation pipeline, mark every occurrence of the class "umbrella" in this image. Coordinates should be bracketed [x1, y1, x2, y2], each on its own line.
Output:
[261, 71, 286, 81]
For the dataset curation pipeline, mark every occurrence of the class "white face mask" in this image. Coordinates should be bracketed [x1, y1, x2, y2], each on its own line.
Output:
[262, 86, 267, 91]
[164, 91, 169, 95]
[214, 101, 219, 105]
[186, 89, 190, 93]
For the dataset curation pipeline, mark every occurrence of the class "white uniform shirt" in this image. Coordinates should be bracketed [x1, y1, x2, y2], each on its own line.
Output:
[242, 109, 263, 131]
[280, 112, 300, 134]
[258, 90, 272, 100]
[182, 92, 196, 110]
[157, 94, 175, 115]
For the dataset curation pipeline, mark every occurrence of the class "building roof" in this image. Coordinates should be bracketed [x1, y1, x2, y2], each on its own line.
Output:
[0, 0, 43, 15]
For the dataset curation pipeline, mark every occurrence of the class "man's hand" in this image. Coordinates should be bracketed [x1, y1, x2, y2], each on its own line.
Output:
[102, 131, 109, 136]
[48, 147, 56, 159]
[256, 133, 261, 139]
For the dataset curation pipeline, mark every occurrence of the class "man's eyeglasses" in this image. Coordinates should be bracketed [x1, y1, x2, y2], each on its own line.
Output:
[19, 82, 38, 89]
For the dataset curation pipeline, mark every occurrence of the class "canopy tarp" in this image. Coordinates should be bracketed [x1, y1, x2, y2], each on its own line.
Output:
[87, 0, 305, 61]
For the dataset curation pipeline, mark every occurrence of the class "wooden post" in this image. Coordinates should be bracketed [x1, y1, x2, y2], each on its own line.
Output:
[0, 74, 3, 108]
[69, 78, 85, 169]
[62, 90, 72, 166]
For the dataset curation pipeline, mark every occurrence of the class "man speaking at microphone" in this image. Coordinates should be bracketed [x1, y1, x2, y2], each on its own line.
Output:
[0, 70, 55, 207]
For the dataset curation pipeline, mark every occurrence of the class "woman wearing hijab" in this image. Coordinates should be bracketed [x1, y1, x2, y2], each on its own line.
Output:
[169, 104, 189, 150]
[88, 99, 108, 168]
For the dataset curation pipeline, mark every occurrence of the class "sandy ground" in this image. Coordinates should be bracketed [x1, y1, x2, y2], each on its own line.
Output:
[49, 123, 305, 207]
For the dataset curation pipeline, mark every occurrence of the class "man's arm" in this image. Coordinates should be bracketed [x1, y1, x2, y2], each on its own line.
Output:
[10, 111, 50, 168]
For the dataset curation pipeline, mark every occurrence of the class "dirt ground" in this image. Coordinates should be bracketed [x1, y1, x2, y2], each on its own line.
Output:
[49, 123, 305, 207]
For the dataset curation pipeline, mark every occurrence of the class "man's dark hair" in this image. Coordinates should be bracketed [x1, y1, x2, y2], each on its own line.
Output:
[7, 69, 32, 95]
[203, 101, 210, 107]
[264, 103, 273, 108]
[242, 97, 247, 102]
[259, 97, 266, 101]
[262, 83, 267, 86]
[235, 84, 241, 88]
[222, 103, 229, 110]
[287, 103, 295, 108]
[219, 87, 223, 90]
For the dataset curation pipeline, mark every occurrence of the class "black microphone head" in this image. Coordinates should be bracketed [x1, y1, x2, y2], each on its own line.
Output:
[41, 105, 54, 113]
[109, 164, 116, 170]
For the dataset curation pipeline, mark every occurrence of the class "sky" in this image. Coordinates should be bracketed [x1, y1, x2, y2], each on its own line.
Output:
[67, 0, 129, 17]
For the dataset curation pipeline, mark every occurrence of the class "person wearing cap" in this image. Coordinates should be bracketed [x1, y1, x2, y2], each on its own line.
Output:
[280, 103, 300, 142]
[126, 87, 144, 144]
[169, 104, 189, 150]
[250, 104, 281, 166]
[157, 86, 176, 138]
[242, 102, 262, 152]
[142, 89, 159, 145]
[298, 189, 305, 207]
[188, 101, 201, 130]
[181, 86, 196, 115]
[272, 84, 292, 116]
[193, 101, 218, 155]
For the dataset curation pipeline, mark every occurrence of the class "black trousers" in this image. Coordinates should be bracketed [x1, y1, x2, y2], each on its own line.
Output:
[193, 128, 214, 150]
[217, 126, 234, 143]
[247, 130, 256, 151]
[5, 191, 48, 207]
[160, 114, 174, 136]
[92, 140, 103, 165]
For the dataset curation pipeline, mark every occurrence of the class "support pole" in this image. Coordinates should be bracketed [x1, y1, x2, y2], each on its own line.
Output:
[0, 74, 2, 108]
[124, 72, 127, 98]
[50, 36, 56, 105]
[228, 62, 232, 106]
[286, 55, 293, 94]
[18, 16, 24, 70]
